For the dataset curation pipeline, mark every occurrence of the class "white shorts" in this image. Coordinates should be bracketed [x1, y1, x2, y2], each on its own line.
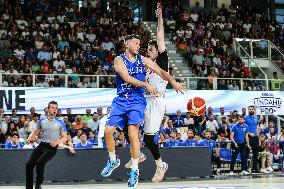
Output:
[144, 97, 165, 134]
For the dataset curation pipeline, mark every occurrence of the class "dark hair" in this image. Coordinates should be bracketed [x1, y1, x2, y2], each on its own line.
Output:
[93, 112, 98, 115]
[239, 115, 244, 118]
[148, 40, 158, 50]
[11, 133, 19, 138]
[248, 105, 255, 109]
[48, 101, 58, 108]
[125, 34, 141, 41]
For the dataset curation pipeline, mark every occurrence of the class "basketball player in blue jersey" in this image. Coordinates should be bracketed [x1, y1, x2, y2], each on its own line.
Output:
[124, 3, 172, 182]
[100, 34, 186, 187]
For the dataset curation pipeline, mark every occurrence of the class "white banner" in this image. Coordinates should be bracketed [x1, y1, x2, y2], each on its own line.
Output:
[0, 88, 283, 115]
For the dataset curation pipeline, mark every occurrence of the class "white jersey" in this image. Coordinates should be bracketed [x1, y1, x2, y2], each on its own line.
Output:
[146, 69, 168, 97]
[145, 51, 169, 97]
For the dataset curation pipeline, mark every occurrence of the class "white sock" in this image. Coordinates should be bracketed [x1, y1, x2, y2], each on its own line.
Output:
[155, 158, 163, 168]
[109, 151, 116, 161]
[131, 159, 139, 170]
[217, 168, 220, 172]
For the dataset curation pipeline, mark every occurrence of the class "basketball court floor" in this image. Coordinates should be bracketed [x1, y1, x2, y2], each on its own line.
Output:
[1, 175, 283, 189]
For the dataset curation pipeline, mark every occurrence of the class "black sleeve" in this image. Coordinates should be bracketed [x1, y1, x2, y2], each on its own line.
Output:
[156, 50, 168, 72]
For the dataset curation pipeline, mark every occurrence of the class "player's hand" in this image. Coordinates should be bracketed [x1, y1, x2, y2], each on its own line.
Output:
[50, 140, 59, 147]
[246, 144, 251, 149]
[234, 143, 238, 148]
[172, 81, 187, 94]
[27, 137, 35, 144]
[146, 83, 159, 96]
[155, 3, 162, 17]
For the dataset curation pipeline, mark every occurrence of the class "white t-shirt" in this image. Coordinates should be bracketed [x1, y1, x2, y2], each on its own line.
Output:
[206, 120, 218, 132]
[53, 60, 65, 72]
[184, 117, 194, 126]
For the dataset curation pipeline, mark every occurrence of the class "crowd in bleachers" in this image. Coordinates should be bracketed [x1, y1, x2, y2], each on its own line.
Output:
[0, 0, 282, 90]
[163, 1, 283, 91]
[1, 105, 283, 173]
[0, 0, 151, 88]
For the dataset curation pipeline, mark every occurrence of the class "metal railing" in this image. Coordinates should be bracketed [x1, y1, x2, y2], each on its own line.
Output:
[233, 38, 269, 90]
[1, 73, 283, 91]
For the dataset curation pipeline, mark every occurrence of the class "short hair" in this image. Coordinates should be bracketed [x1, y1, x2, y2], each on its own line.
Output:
[48, 101, 58, 108]
[148, 40, 158, 50]
[124, 34, 141, 42]
[11, 133, 19, 138]
[239, 115, 244, 118]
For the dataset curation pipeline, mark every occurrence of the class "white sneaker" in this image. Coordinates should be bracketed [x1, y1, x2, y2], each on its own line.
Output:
[240, 170, 249, 175]
[229, 171, 234, 176]
[125, 152, 147, 169]
[247, 168, 252, 174]
[260, 168, 269, 173]
[266, 166, 273, 172]
[152, 162, 168, 183]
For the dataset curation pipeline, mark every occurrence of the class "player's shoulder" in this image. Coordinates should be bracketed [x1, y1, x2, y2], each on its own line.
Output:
[55, 117, 64, 125]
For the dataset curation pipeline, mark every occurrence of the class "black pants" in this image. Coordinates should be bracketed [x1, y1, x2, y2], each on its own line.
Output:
[248, 135, 259, 171]
[144, 134, 161, 160]
[26, 142, 57, 189]
[211, 155, 221, 169]
[230, 142, 247, 171]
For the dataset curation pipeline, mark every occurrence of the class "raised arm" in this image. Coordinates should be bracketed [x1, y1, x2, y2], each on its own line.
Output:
[156, 3, 166, 53]
[143, 56, 186, 93]
[114, 56, 158, 95]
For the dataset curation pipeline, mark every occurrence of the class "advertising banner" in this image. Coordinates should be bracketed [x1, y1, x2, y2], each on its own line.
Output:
[0, 88, 283, 115]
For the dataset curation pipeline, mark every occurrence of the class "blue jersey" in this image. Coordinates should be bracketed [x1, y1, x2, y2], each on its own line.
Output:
[199, 139, 217, 155]
[116, 53, 146, 95]
[244, 115, 259, 136]
[4, 141, 23, 149]
[75, 141, 93, 149]
[231, 123, 248, 143]
[181, 138, 198, 147]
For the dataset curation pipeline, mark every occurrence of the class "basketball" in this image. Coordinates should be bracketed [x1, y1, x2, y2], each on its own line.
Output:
[187, 97, 206, 116]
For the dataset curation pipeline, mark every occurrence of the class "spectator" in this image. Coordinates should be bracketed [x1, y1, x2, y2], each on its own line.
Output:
[88, 131, 98, 146]
[5, 133, 23, 149]
[172, 110, 184, 129]
[164, 119, 177, 136]
[183, 112, 194, 133]
[53, 54, 65, 73]
[73, 115, 83, 130]
[216, 121, 230, 148]
[18, 121, 30, 141]
[270, 72, 282, 91]
[82, 109, 92, 122]
[37, 46, 52, 62]
[75, 132, 93, 149]
[63, 116, 71, 131]
[66, 108, 75, 123]
[0, 128, 5, 145]
[101, 37, 115, 51]
[58, 133, 75, 154]
[217, 107, 229, 124]
[165, 130, 181, 147]
[87, 112, 100, 132]
[205, 115, 218, 137]
[267, 137, 280, 173]
[181, 129, 197, 146]
[199, 130, 222, 175]
[97, 107, 103, 120]
[10, 108, 19, 123]
[258, 134, 270, 173]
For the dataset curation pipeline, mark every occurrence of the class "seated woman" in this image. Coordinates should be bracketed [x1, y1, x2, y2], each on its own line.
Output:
[258, 134, 271, 173]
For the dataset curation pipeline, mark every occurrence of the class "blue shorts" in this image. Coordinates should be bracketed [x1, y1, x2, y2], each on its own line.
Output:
[106, 93, 146, 130]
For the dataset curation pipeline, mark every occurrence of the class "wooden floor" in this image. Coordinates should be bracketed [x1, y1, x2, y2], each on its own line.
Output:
[1, 174, 283, 189]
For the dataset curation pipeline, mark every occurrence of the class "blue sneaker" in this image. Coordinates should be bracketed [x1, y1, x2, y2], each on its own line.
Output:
[127, 169, 139, 187]
[101, 157, 120, 177]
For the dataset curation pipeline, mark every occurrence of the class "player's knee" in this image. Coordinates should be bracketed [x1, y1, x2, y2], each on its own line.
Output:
[128, 132, 138, 142]
[144, 134, 155, 146]
[104, 126, 114, 136]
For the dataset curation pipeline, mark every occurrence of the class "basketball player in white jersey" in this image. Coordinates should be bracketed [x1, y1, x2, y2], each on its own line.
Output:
[125, 3, 185, 182]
